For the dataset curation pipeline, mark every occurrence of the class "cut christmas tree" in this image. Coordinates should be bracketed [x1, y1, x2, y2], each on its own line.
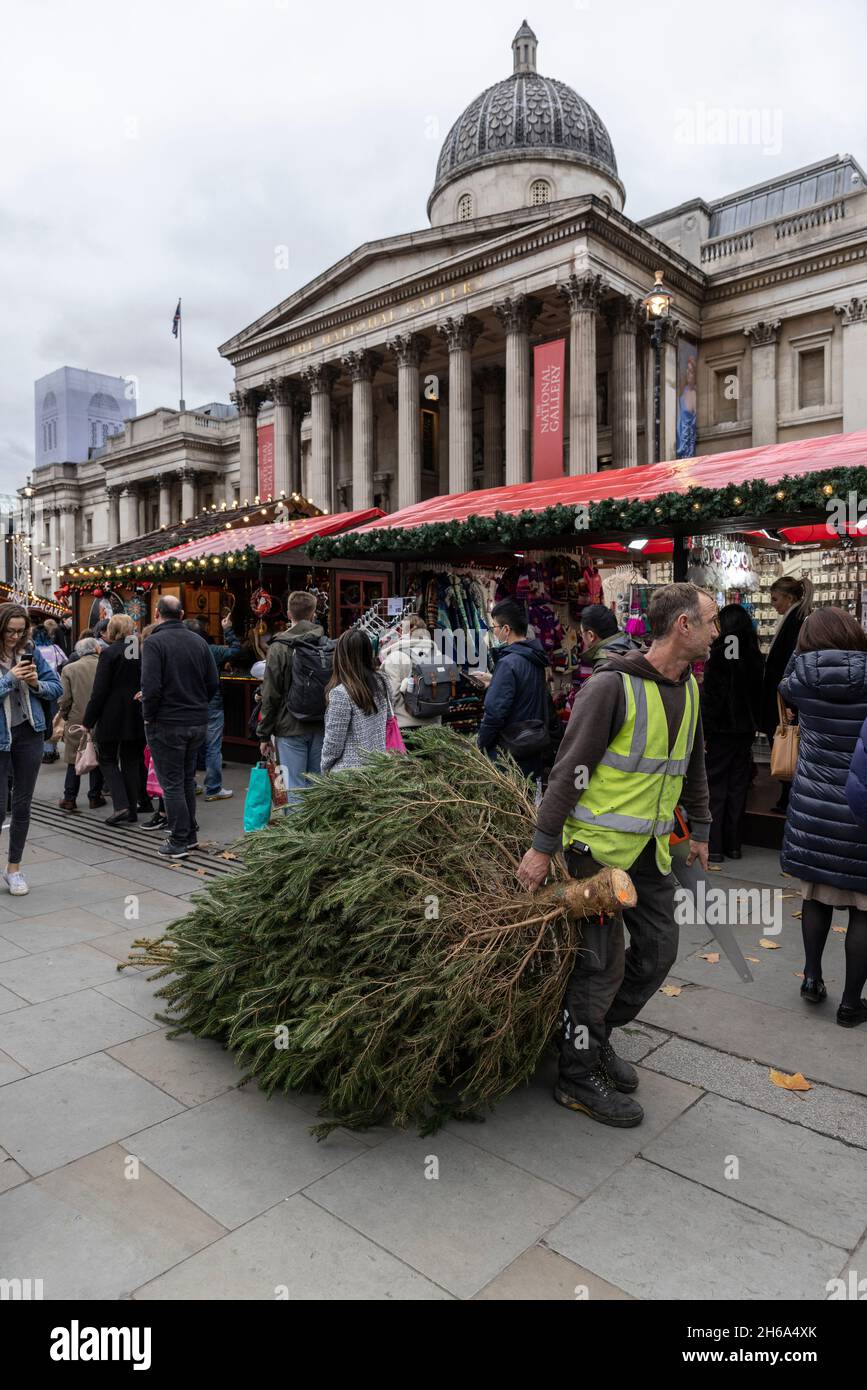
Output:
[124, 728, 634, 1136]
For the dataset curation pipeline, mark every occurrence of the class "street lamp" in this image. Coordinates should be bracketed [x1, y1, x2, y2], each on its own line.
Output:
[643, 270, 673, 464]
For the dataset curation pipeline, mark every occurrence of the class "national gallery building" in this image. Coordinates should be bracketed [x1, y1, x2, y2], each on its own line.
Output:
[27, 21, 867, 585]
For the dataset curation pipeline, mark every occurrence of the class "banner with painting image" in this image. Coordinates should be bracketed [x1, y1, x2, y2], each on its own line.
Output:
[676, 337, 698, 459]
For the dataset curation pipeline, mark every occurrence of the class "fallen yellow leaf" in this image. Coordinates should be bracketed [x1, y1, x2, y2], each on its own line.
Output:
[760, 939, 782, 950]
[660, 984, 683, 997]
[833, 926, 847, 934]
[746, 956, 761, 963]
[700, 952, 720, 964]
[196, 868, 207, 877]
[792, 911, 802, 920]
[794, 972, 805, 979]
[769, 1068, 812, 1093]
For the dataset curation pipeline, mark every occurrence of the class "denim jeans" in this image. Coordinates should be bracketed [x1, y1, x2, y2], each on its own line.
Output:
[275, 730, 324, 810]
[195, 695, 225, 796]
[146, 723, 206, 845]
[0, 722, 45, 863]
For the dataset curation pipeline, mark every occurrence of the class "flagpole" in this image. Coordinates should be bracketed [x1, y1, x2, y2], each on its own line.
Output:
[178, 297, 185, 411]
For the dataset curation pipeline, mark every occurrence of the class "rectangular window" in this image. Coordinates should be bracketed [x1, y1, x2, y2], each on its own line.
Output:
[85, 516, 93, 544]
[43, 521, 50, 546]
[799, 348, 825, 409]
[713, 367, 738, 424]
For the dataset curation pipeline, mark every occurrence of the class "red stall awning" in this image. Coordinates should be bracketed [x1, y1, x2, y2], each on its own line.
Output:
[139, 508, 384, 565]
[355, 429, 867, 534]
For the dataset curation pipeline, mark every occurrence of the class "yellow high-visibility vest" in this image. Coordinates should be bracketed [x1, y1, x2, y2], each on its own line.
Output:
[563, 672, 699, 873]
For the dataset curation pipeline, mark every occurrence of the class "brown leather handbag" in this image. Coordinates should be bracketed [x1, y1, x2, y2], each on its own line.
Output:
[770, 693, 800, 782]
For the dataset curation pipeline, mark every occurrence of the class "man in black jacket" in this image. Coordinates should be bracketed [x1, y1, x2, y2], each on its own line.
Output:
[141, 596, 219, 858]
[477, 599, 552, 779]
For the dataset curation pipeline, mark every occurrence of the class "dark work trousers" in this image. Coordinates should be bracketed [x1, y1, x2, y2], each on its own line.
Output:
[97, 739, 145, 816]
[705, 732, 754, 856]
[146, 723, 206, 845]
[63, 764, 105, 802]
[0, 722, 45, 863]
[559, 839, 679, 1085]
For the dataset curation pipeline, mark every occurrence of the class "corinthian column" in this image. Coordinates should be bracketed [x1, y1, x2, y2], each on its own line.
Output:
[158, 473, 172, 527]
[494, 296, 540, 485]
[744, 320, 782, 446]
[106, 486, 121, 547]
[835, 298, 867, 432]
[389, 334, 429, 510]
[342, 350, 381, 511]
[301, 365, 339, 512]
[560, 273, 606, 475]
[178, 467, 197, 519]
[269, 377, 301, 499]
[119, 486, 138, 542]
[438, 315, 482, 494]
[231, 388, 260, 504]
[606, 296, 642, 469]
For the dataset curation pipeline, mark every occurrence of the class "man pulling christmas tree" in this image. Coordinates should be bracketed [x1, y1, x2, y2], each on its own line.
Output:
[518, 582, 718, 1128]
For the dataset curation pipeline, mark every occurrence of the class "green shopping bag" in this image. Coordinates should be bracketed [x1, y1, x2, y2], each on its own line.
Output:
[243, 761, 272, 832]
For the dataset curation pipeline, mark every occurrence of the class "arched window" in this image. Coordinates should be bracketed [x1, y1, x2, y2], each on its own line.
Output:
[530, 179, 551, 207]
[88, 392, 119, 412]
[456, 192, 474, 222]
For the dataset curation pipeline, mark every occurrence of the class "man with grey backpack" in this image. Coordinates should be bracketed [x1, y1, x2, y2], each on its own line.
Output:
[380, 614, 455, 743]
[259, 591, 335, 807]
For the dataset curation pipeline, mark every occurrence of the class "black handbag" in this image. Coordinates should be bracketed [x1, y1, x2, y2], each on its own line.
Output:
[500, 719, 552, 759]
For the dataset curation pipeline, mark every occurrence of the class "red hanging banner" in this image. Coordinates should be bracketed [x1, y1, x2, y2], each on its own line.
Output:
[257, 423, 275, 499]
[532, 339, 565, 480]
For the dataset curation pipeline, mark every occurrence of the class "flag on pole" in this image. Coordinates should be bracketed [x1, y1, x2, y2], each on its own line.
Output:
[172, 299, 181, 338]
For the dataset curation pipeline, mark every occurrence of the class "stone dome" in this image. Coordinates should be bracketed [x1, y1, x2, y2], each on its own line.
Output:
[428, 23, 623, 223]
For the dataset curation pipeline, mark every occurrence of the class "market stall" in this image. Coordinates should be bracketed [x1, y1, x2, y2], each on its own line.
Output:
[308, 427, 867, 844]
[58, 504, 392, 756]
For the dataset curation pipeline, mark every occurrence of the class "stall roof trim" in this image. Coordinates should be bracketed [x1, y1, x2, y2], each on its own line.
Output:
[355, 430, 867, 534]
[139, 509, 385, 564]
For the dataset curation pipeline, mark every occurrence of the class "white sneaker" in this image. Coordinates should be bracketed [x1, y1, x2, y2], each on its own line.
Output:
[3, 870, 29, 896]
[204, 788, 234, 802]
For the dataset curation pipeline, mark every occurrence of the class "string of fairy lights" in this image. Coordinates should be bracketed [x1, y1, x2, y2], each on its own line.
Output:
[59, 489, 322, 588]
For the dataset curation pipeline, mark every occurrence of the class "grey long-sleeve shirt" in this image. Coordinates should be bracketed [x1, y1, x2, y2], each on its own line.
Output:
[532, 649, 712, 856]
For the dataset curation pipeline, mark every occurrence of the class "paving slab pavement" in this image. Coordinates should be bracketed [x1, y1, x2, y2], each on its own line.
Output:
[0, 829, 863, 1301]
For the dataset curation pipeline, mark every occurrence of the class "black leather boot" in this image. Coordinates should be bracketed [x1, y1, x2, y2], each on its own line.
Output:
[600, 1038, 639, 1092]
[554, 1066, 644, 1127]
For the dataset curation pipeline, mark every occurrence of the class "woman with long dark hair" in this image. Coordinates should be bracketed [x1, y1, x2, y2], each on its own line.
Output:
[320, 629, 390, 774]
[0, 602, 64, 894]
[780, 607, 867, 1025]
[702, 604, 765, 864]
[761, 575, 812, 813]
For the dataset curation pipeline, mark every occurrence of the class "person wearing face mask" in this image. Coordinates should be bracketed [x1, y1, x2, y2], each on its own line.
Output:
[517, 583, 717, 1129]
[0, 603, 64, 895]
[476, 599, 555, 782]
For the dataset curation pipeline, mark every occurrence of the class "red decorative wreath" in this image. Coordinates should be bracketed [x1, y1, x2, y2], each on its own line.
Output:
[251, 587, 272, 618]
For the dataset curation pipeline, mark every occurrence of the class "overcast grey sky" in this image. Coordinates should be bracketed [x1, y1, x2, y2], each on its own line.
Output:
[1, 0, 864, 490]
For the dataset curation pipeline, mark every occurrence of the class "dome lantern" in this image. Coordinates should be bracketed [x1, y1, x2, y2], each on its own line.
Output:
[512, 19, 538, 74]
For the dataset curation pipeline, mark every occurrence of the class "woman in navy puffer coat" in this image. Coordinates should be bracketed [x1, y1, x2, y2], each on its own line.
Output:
[846, 711, 867, 825]
[780, 608, 867, 1027]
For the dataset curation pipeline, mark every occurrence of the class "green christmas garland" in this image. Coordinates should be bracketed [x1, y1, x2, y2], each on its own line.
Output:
[61, 544, 260, 592]
[306, 467, 867, 561]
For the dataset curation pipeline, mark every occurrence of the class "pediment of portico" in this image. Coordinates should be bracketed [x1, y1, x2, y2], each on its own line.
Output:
[223, 197, 705, 387]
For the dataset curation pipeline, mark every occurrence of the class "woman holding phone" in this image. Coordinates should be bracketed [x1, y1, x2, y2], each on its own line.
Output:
[0, 603, 63, 894]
